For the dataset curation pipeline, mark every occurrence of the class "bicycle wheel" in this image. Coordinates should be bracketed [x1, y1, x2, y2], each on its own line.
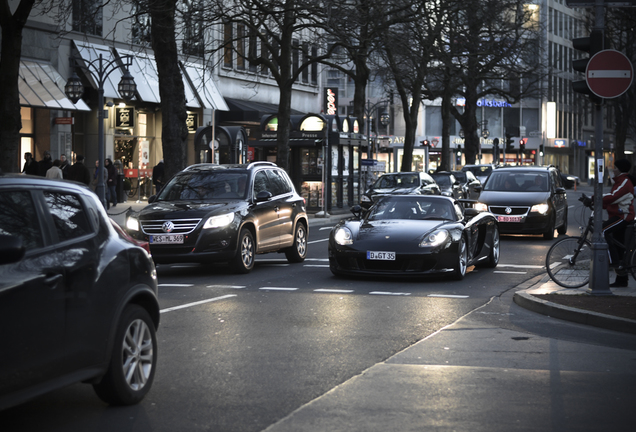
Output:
[628, 250, 636, 281]
[545, 236, 592, 288]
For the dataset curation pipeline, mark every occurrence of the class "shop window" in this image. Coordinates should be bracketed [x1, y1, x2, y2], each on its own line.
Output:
[72, 0, 103, 36]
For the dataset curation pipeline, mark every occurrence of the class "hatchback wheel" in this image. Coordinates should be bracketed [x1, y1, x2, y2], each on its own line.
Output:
[93, 305, 157, 405]
[285, 223, 307, 263]
[231, 229, 255, 273]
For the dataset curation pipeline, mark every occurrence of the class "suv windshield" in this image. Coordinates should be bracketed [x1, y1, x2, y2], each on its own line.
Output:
[374, 174, 419, 188]
[484, 171, 549, 192]
[464, 166, 493, 177]
[157, 171, 249, 201]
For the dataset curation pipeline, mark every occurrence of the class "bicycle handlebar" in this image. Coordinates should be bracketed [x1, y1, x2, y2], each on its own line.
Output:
[579, 193, 593, 209]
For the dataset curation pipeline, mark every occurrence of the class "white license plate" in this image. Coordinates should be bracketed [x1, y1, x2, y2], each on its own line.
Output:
[150, 234, 184, 244]
[497, 216, 522, 223]
[367, 251, 396, 261]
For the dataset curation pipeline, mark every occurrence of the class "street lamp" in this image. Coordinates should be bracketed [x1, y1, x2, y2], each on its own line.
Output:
[362, 100, 390, 159]
[65, 54, 137, 207]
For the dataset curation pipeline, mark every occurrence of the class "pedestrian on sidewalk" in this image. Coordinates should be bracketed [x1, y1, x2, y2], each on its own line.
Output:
[45, 160, 63, 179]
[68, 154, 91, 186]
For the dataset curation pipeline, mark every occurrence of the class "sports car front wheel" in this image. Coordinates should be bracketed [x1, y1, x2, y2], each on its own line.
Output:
[451, 236, 468, 280]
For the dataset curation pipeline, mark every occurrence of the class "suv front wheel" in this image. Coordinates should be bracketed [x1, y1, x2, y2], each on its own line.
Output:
[285, 223, 307, 263]
[232, 229, 255, 273]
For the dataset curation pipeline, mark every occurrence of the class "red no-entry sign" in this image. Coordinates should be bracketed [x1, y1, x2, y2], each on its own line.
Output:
[586, 49, 634, 99]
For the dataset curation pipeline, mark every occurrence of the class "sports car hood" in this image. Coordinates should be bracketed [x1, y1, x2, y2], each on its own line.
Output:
[355, 219, 448, 243]
[478, 191, 550, 206]
[137, 200, 247, 220]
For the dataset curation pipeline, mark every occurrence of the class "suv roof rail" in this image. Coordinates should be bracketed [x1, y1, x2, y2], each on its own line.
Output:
[247, 161, 276, 169]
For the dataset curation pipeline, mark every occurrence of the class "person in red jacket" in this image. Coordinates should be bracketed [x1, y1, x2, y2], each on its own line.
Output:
[602, 158, 635, 287]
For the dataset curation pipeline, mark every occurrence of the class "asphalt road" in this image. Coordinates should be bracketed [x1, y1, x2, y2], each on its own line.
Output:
[2, 185, 634, 431]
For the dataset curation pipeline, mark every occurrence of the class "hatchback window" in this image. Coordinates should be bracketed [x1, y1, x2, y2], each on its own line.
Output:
[44, 192, 92, 242]
[267, 169, 292, 196]
[0, 190, 44, 250]
[253, 171, 269, 195]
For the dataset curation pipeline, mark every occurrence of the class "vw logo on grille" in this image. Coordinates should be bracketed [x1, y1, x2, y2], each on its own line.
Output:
[505, 207, 512, 215]
[162, 221, 175, 233]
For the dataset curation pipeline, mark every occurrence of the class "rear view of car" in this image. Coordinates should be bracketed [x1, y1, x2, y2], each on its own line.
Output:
[0, 174, 159, 410]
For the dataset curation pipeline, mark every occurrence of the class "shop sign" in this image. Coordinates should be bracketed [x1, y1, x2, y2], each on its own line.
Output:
[55, 117, 74, 125]
[116, 107, 135, 128]
[186, 112, 198, 133]
[324, 88, 338, 115]
[456, 98, 512, 107]
[554, 139, 566, 148]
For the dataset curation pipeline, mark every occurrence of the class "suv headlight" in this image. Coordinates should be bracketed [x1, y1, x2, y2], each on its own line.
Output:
[474, 203, 488, 212]
[203, 212, 235, 229]
[126, 217, 139, 232]
[420, 229, 449, 247]
[334, 227, 353, 245]
[530, 203, 549, 214]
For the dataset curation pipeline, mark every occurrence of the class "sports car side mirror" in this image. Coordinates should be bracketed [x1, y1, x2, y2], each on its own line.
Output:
[0, 235, 25, 265]
[350, 204, 363, 219]
[464, 208, 479, 218]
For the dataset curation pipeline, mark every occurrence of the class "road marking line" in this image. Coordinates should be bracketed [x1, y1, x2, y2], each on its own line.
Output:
[494, 271, 527, 274]
[259, 287, 298, 291]
[305, 258, 329, 261]
[308, 238, 329, 244]
[206, 285, 246, 289]
[319, 227, 333, 231]
[497, 264, 544, 269]
[427, 294, 469, 298]
[304, 264, 330, 267]
[314, 289, 354, 293]
[260, 263, 290, 266]
[370, 291, 411, 296]
[158, 284, 194, 287]
[169, 264, 199, 268]
[160, 294, 236, 314]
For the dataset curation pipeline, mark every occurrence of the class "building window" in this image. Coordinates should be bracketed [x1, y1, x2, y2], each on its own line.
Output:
[261, 37, 268, 75]
[131, 8, 151, 46]
[248, 29, 258, 73]
[292, 39, 299, 77]
[302, 43, 309, 83]
[237, 24, 246, 70]
[183, 0, 204, 57]
[311, 45, 318, 85]
[224, 22, 233, 68]
[72, 0, 103, 36]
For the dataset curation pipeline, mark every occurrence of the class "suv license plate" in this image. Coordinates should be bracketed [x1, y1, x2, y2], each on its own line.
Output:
[150, 234, 184, 244]
[497, 216, 522, 223]
[367, 251, 396, 260]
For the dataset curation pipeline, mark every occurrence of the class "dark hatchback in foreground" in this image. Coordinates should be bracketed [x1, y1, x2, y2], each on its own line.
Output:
[329, 195, 499, 280]
[475, 166, 568, 239]
[360, 171, 440, 209]
[126, 162, 308, 273]
[0, 175, 159, 410]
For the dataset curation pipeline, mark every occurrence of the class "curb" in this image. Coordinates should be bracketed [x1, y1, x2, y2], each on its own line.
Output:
[513, 289, 636, 335]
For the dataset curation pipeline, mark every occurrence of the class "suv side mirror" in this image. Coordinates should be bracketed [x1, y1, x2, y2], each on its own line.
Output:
[255, 190, 273, 202]
[0, 235, 25, 265]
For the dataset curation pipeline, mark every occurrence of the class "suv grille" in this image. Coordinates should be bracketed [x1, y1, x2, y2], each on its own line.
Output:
[489, 206, 530, 216]
[141, 219, 201, 235]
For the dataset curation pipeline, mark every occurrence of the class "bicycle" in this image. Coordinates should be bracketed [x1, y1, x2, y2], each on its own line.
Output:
[545, 193, 636, 288]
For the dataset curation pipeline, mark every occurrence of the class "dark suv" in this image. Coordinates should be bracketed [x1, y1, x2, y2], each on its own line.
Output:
[126, 162, 308, 273]
[0, 174, 159, 410]
[475, 166, 567, 239]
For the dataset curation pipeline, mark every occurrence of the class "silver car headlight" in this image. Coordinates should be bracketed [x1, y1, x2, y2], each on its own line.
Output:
[334, 227, 354, 245]
[203, 212, 235, 229]
[419, 229, 449, 247]
[530, 203, 549, 214]
[126, 217, 140, 232]
[474, 202, 488, 212]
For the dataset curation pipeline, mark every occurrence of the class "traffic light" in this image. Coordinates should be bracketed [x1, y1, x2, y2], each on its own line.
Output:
[421, 139, 430, 147]
[539, 144, 545, 157]
[505, 134, 514, 152]
[456, 145, 462, 156]
[572, 30, 606, 103]
[519, 138, 526, 152]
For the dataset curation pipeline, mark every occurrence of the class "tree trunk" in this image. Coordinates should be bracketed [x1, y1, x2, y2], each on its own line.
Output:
[0, 0, 35, 173]
[150, 0, 188, 180]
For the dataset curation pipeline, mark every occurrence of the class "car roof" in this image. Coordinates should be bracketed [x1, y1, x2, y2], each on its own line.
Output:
[183, 162, 277, 173]
[493, 165, 554, 173]
[0, 174, 92, 193]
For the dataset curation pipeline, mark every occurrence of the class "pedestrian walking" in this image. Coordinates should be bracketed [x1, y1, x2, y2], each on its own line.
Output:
[38, 151, 53, 176]
[22, 152, 39, 175]
[59, 154, 70, 179]
[153, 159, 165, 195]
[105, 158, 118, 209]
[68, 154, 91, 186]
[45, 160, 64, 179]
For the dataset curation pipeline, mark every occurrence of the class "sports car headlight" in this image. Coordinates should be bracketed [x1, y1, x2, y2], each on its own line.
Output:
[126, 217, 139, 232]
[361, 195, 371, 202]
[419, 229, 450, 247]
[530, 203, 549, 214]
[203, 212, 235, 229]
[474, 202, 488, 212]
[334, 227, 353, 245]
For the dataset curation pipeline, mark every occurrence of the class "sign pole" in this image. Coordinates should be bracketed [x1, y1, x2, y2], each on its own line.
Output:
[588, 0, 612, 295]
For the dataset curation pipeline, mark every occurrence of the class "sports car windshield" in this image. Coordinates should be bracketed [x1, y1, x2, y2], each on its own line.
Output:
[373, 174, 419, 188]
[368, 197, 457, 221]
[484, 171, 549, 192]
[156, 172, 249, 201]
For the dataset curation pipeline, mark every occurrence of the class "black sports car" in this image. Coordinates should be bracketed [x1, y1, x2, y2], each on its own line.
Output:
[328, 195, 500, 280]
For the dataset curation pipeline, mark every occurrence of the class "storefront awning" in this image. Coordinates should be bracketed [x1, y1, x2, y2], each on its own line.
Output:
[221, 98, 303, 123]
[18, 60, 90, 111]
[73, 41, 124, 99]
[181, 62, 229, 111]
